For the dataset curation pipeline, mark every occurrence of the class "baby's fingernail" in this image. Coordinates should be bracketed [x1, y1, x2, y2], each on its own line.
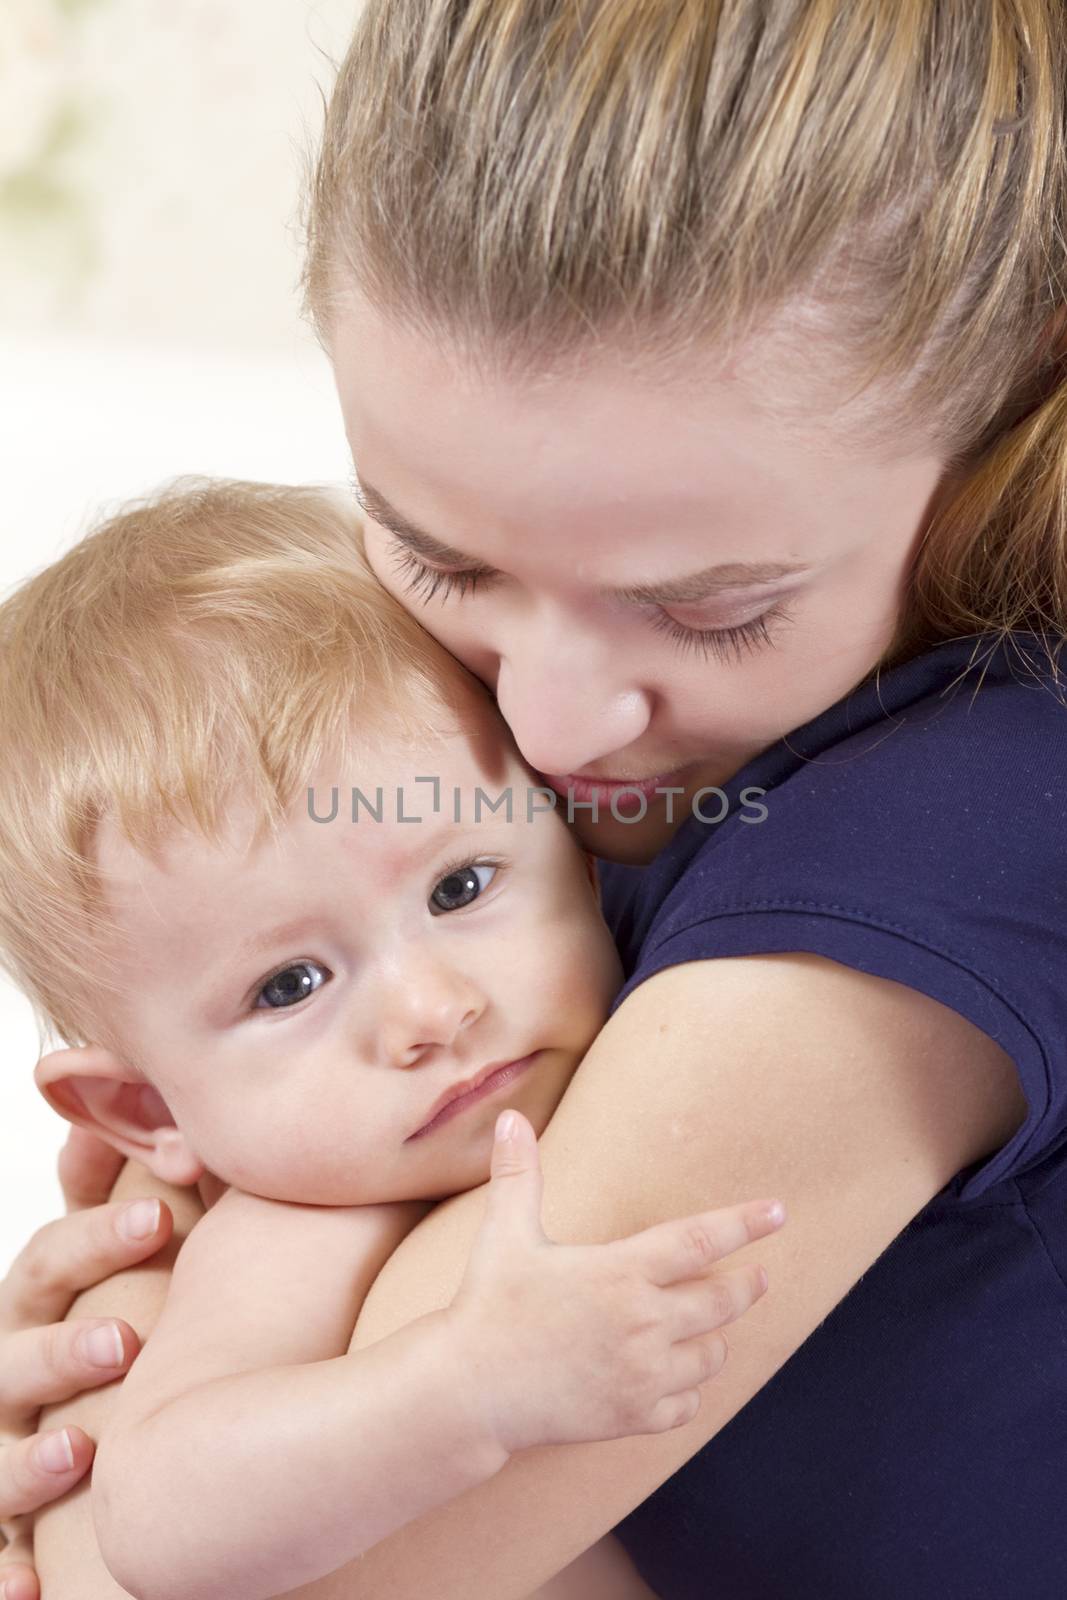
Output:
[496, 1111, 517, 1140]
[34, 1427, 75, 1474]
[118, 1198, 160, 1239]
[77, 1322, 125, 1367]
[763, 1201, 786, 1226]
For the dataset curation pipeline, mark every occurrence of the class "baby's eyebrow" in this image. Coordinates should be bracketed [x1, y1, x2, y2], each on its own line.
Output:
[230, 915, 322, 967]
[355, 479, 814, 601]
[215, 819, 491, 982]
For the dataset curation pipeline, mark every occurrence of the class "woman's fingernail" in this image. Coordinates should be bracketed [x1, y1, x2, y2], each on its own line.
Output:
[77, 1322, 125, 1367]
[34, 1427, 75, 1473]
[118, 1198, 160, 1239]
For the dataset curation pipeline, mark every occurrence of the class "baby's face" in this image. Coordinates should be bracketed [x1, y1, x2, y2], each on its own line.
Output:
[93, 698, 621, 1203]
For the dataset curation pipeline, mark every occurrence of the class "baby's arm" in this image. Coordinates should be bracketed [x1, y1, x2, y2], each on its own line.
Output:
[92, 1113, 770, 1600]
[89, 1183, 465, 1600]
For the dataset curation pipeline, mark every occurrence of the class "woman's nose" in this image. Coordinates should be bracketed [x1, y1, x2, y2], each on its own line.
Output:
[377, 957, 486, 1068]
[493, 633, 653, 775]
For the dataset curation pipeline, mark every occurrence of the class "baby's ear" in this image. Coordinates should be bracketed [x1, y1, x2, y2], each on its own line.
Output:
[34, 1045, 205, 1188]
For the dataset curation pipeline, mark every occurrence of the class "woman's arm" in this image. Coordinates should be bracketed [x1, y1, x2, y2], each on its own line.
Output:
[279, 951, 1026, 1600]
[527, 1533, 661, 1599]
[33, 951, 1026, 1598]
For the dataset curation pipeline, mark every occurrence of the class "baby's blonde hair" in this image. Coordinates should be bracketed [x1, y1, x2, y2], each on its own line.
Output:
[0, 480, 483, 1055]
[304, 0, 1067, 666]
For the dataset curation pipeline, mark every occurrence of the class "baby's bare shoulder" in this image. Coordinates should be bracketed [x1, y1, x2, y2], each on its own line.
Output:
[181, 1186, 407, 1355]
[106, 1190, 408, 1426]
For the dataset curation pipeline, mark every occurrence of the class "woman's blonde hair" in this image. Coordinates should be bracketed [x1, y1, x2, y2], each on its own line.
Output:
[305, 0, 1067, 666]
[0, 480, 480, 1054]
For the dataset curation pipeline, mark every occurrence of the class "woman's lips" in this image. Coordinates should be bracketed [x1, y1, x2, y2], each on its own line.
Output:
[404, 1053, 539, 1141]
[541, 769, 693, 808]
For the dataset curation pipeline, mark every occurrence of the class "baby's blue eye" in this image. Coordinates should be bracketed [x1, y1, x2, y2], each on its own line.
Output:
[429, 863, 497, 914]
[253, 960, 329, 1011]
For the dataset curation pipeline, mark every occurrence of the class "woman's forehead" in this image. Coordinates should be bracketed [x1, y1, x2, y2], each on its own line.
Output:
[332, 282, 896, 455]
[332, 292, 922, 570]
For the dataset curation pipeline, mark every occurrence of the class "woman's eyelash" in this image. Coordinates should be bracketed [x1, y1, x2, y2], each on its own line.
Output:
[390, 546, 494, 603]
[390, 541, 794, 663]
[648, 601, 794, 663]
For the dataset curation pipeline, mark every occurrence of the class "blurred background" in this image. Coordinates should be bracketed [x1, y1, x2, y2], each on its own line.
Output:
[1, 0, 361, 1271]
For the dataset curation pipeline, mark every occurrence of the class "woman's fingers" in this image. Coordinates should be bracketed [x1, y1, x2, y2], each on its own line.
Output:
[0, 1318, 139, 1426]
[629, 1198, 785, 1288]
[0, 1425, 95, 1523]
[0, 1197, 171, 1332]
[56, 1123, 127, 1214]
[0, 1530, 42, 1600]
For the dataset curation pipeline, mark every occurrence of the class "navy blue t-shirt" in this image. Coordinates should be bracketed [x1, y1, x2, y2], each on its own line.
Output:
[597, 631, 1067, 1600]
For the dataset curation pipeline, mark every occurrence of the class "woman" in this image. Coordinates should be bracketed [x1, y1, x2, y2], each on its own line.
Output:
[6, 2, 1067, 1596]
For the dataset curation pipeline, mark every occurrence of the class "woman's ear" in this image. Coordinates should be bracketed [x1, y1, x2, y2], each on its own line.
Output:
[34, 1045, 205, 1187]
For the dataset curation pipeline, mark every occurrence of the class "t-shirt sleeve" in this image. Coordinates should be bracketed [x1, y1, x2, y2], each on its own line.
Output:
[608, 680, 1067, 1202]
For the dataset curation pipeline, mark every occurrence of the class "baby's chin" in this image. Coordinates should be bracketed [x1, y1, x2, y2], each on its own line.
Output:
[215, 1056, 579, 1205]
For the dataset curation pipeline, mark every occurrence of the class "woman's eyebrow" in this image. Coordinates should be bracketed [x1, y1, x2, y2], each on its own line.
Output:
[613, 561, 812, 603]
[356, 480, 814, 597]
[355, 481, 484, 566]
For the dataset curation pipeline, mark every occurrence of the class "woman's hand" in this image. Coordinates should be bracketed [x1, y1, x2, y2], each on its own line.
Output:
[0, 1125, 174, 1600]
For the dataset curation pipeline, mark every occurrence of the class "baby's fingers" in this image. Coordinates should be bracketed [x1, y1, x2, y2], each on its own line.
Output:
[667, 1261, 770, 1344]
[630, 1198, 785, 1288]
[642, 1334, 732, 1435]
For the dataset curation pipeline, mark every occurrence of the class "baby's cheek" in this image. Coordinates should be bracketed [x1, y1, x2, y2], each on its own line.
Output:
[207, 1101, 309, 1197]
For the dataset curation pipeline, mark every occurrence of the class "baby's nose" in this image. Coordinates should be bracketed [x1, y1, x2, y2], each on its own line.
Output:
[378, 960, 486, 1068]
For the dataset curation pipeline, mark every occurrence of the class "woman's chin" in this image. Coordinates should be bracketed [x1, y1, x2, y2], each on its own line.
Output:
[571, 807, 687, 865]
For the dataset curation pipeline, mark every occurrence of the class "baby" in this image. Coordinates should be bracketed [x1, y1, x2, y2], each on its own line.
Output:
[0, 480, 779, 1600]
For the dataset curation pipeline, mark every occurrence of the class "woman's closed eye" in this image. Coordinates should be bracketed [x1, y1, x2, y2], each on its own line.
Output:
[388, 543, 795, 665]
[648, 599, 795, 663]
[390, 544, 495, 603]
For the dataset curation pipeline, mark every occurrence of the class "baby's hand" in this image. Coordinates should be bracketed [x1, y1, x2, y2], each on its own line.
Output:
[443, 1110, 785, 1457]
